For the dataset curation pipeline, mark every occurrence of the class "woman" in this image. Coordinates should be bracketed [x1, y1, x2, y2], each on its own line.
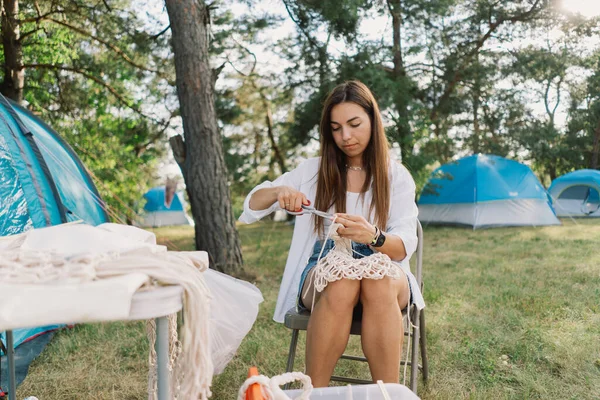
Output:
[239, 80, 424, 387]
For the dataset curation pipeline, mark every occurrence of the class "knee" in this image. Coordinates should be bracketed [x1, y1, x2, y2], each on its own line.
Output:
[321, 279, 360, 312]
[360, 277, 398, 306]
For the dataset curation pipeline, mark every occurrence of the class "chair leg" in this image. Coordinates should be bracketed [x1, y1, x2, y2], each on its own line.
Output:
[419, 310, 429, 383]
[283, 329, 300, 390]
[7, 330, 16, 400]
[409, 309, 420, 393]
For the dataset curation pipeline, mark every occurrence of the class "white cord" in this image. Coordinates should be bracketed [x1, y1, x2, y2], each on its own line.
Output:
[376, 380, 392, 400]
[238, 375, 274, 400]
[238, 372, 313, 400]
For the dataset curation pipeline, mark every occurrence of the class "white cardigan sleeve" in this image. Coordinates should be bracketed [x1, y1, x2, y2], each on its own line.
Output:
[239, 158, 312, 224]
[386, 163, 419, 262]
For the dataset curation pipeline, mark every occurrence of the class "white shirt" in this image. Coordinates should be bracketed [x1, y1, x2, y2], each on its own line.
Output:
[239, 157, 425, 323]
[321, 191, 368, 235]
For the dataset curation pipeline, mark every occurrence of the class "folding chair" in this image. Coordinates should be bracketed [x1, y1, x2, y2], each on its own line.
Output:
[283, 220, 429, 393]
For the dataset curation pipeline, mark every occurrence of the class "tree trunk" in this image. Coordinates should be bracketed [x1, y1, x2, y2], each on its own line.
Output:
[253, 128, 262, 168]
[164, 0, 244, 274]
[250, 77, 287, 174]
[390, 0, 404, 78]
[388, 0, 412, 161]
[473, 96, 480, 154]
[591, 118, 600, 169]
[548, 165, 557, 182]
[472, 51, 481, 154]
[265, 104, 287, 174]
[1, 0, 24, 102]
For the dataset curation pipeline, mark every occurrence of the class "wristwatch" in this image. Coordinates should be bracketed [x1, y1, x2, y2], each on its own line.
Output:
[370, 227, 386, 248]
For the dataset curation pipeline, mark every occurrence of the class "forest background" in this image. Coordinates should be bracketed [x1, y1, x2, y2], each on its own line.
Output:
[1, 0, 600, 273]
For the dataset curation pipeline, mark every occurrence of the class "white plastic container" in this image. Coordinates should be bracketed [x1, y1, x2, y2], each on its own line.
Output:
[283, 383, 420, 399]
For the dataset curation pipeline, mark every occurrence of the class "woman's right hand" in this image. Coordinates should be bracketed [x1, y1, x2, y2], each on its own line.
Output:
[277, 186, 310, 212]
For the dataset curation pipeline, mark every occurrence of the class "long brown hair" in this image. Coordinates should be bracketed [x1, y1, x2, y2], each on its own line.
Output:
[314, 80, 390, 236]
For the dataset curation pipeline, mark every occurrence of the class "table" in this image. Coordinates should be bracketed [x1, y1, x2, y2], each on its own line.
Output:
[4, 285, 184, 400]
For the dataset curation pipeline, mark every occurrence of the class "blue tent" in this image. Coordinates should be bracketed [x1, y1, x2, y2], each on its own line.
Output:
[138, 186, 193, 227]
[418, 154, 560, 228]
[548, 169, 600, 217]
[0, 94, 108, 352]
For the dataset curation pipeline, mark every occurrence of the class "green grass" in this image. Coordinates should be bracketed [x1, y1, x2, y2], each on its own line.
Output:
[16, 219, 600, 399]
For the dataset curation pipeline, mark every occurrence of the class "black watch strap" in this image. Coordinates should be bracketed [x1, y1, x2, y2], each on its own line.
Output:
[372, 231, 386, 247]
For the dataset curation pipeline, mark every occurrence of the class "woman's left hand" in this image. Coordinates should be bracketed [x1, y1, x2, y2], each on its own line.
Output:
[334, 213, 377, 245]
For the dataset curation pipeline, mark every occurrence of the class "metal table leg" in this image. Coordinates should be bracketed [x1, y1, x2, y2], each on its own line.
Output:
[6, 331, 16, 400]
[156, 317, 170, 400]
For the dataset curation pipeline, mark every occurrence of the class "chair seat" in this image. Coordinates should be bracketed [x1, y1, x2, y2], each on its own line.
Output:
[285, 307, 369, 334]
[284, 307, 410, 336]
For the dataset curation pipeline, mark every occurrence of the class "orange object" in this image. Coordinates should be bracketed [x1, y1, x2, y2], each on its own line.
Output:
[246, 366, 264, 400]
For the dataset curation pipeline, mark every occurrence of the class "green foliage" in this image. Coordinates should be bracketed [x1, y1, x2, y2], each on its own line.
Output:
[502, 19, 599, 179]
[4, 0, 600, 223]
[1, 0, 176, 221]
[273, 0, 600, 193]
[57, 112, 165, 222]
[282, 0, 370, 42]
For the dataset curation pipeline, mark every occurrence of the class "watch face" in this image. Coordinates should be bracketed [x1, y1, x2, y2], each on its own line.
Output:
[374, 232, 386, 247]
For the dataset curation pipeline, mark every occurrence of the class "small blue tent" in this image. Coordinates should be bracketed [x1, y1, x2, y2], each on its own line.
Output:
[548, 169, 600, 217]
[138, 186, 193, 227]
[0, 94, 109, 353]
[418, 154, 560, 228]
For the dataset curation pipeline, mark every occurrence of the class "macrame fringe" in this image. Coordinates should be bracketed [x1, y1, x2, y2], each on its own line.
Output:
[313, 249, 405, 292]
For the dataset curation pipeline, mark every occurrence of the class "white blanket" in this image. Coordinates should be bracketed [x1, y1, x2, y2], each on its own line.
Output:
[0, 223, 193, 330]
[0, 222, 264, 400]
[0, 273, 149, 330]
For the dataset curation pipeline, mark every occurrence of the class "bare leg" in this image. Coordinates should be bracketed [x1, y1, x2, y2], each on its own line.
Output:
[360, 275, 410, 383]
[305, 278, 360, 387]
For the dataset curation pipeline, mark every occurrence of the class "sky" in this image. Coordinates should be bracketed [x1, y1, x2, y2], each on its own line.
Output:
[561, 0, 600, 17]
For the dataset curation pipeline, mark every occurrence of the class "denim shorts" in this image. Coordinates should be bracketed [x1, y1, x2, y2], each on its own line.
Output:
[297, 239, 413, 315]
[297, 239, 373, 310]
